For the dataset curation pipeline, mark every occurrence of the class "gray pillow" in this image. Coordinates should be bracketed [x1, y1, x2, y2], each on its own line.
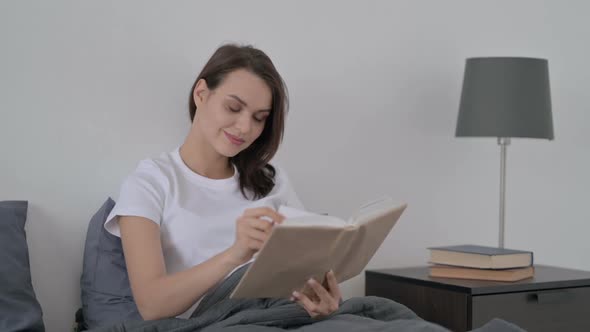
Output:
[80, 198, 141, 329]
[0, 201, 45, 332]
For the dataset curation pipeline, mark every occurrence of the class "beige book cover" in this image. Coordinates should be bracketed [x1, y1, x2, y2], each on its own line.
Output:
[230, 198, 408, 299]
[429, 265, 535, 282]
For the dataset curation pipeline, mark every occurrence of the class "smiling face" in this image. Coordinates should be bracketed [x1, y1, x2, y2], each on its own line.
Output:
[192, 69, 273, 158]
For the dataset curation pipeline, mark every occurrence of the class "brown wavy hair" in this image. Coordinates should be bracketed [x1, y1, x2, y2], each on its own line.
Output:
[188, 44, 288, 200]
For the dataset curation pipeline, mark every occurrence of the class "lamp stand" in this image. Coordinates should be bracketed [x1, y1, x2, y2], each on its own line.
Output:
[498, 137, 511, 248]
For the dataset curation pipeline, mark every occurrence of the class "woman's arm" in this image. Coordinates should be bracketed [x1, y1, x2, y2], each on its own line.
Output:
[119, 207, 284, 320]
[119, 216, 237, 320]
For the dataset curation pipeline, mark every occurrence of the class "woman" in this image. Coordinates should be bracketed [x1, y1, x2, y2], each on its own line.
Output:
[104, 44, 341, 321]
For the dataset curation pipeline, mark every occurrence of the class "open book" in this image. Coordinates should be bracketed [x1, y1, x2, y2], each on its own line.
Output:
[230, 197, 407, 299]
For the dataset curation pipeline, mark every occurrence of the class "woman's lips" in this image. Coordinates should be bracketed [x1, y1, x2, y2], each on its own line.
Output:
[224, 131, 245, 145]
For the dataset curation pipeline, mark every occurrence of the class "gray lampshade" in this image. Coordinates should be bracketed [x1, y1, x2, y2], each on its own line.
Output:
[456, 57, 554, 139]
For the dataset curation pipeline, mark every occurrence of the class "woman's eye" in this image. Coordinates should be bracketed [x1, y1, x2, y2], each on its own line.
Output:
[228, 106, 240, 113]
[254, 117, 266, 123]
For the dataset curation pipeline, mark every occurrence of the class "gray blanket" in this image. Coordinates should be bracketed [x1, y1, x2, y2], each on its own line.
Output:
[91, 265, 525, 332]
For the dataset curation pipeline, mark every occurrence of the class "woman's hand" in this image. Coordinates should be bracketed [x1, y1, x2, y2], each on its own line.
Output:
[291, 270, 342, 318]
[227, 207, 285, 265]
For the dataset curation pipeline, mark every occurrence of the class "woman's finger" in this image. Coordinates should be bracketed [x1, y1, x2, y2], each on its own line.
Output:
[242, 217, 274, 233]
[292, 291, 319, 315]
[245, 228, 267, 242]
[243, 207, 285, 223]
[326, 270, 342, 301]
[244, 216, 272, 229]
[307, 278, 333, 304]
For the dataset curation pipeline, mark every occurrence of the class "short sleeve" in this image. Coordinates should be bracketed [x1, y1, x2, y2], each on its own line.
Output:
[104, 160, 168, 237]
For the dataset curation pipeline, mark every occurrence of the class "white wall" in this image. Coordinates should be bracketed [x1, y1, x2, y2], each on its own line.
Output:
[1, 1, 589, 331]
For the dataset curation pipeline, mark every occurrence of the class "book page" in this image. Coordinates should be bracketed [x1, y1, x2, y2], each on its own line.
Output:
[281, 215, 348, 227]
[278, 205, 347, 227]
[277, 205, 317, 219]
[347, 196, 396, 224]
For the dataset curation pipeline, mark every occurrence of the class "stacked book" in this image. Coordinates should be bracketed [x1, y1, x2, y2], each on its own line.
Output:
[427, 244, 534, 282]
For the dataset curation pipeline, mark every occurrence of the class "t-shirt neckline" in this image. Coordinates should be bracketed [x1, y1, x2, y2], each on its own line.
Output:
[172, 147, 239, 190]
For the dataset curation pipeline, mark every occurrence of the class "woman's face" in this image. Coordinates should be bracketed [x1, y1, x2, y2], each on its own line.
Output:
[192, 69, 272, 158]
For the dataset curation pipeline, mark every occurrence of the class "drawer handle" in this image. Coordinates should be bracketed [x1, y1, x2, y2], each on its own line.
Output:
[532, 291, 569, 304]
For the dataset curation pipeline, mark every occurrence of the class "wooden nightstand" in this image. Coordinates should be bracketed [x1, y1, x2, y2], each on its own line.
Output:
[365, 265, 590, 332]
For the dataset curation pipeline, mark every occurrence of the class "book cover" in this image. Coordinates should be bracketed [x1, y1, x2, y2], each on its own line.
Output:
[229, 198, 407, 298]
[428, 244, 533, 256]
[429, 265, 535, 282]
[428, 244, 533, 269]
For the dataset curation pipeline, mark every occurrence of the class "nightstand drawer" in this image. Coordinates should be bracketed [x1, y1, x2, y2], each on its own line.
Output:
[472, 286, 590, 331]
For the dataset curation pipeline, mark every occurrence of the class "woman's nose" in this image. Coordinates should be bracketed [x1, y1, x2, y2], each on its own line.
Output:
[235, 113, 252, 134]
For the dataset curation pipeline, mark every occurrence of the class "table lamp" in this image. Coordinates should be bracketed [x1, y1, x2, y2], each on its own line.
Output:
[455, 57, 554, 248]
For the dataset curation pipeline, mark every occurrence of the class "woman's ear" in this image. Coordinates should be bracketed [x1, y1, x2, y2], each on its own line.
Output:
[193, 78, 210, 107]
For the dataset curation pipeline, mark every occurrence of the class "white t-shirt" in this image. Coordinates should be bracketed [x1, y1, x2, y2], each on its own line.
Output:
[104, 147, 304, 318]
